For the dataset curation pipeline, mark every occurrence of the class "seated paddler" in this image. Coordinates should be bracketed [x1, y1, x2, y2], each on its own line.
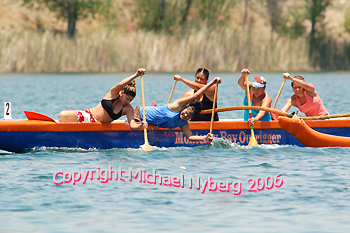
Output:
[280, 73, 328, 117]
[134, 77, 222, 142]
[238, 68, 272, 125]
[175, 68, 219, 121]
[58, 68, 148, 131]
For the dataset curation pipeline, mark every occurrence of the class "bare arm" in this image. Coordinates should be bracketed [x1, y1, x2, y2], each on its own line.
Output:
[180, 124, 213, 142]
[281, 97, 293, 113]
[182, 89, 194, 98]
[169, 77, 222, 112]
[238, 68, 251, 91]
[283, 73, 316, 97]
[125, 105, 148, 130]
[174, 75, 216, 96]
[105, 68, 145, 98]
[249, 93, 272, 125]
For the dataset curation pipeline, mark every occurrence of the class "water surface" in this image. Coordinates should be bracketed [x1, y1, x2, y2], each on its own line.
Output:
[1, 72, 350, 232]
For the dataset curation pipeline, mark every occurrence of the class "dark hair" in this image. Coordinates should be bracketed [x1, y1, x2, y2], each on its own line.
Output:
[195, 68, 210, 80]
[187, 102, 202, 119]
[123, 81, 136, 97]
[291, 75, 305, 88]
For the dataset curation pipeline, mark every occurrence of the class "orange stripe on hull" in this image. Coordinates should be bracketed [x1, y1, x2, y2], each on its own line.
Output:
[1, 118, 350, 132]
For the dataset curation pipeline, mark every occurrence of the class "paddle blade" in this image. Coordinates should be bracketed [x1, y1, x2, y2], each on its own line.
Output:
[144, 143, 152, 151]
[143, 128, 152, 151]
[270, 112, 281, 120]
[248, 128, 258, 146]
[24, 111, 56, 122]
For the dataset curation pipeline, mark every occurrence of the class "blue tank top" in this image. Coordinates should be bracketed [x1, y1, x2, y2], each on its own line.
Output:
[140, 105, 188, 129]
[243, 96, 272, 121]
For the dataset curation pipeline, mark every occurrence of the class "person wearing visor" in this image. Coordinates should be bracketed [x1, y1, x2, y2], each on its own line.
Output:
[280, 73, 328, 117]
[134, 77, 222, 142]
[238, 68, 272, 125]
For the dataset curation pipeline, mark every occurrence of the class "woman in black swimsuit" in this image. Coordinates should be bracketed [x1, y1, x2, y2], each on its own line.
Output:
[58, 68, 148, 130]
[174, 68, 219, 121]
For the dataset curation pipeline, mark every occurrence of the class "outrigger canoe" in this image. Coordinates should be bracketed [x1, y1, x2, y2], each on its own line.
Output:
[278, 117, 350, 147]
[1, 110, 350, 152]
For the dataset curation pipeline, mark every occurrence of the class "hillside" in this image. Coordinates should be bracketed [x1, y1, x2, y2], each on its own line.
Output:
[1, 0, 350, 72]
[1, 0, 350, 36]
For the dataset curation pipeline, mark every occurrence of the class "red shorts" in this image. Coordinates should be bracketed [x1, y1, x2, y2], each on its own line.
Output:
[76, 110, 97, 123]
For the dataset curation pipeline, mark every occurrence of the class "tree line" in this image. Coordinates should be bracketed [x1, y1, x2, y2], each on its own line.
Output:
[21, 0, 350, 70]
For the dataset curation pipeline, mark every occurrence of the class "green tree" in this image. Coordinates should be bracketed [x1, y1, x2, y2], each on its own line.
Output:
[344, 8, 350, 34]
[242, 0, 249, 28]
[135, 0, 171, 32]
[196, 0, 236, 28]
[135, 0, 194, 32]
[23, 0, 105, 38]
[181, 0, 194, 28]
[135, 0, 235, 32]
[265, 0, 283, 35]
[305, 0, 332, 65]
[278, 10, 307, 38]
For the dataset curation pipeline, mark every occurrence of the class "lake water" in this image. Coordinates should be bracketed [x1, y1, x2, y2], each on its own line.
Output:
[1, 71, 350, 232]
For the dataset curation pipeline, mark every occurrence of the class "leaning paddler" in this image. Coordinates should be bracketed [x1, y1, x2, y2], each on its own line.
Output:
[58, 68, 148, 130]
[238, 68, 272, 125]
[280, 73, 328, 117]
[134, 77, 222, 142]
[175, 68, 219, 121]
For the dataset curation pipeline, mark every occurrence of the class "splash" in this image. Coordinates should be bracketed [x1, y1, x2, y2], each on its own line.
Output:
[210, 138, 291, 149]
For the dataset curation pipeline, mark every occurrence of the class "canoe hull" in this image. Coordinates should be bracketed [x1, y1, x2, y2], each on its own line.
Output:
[1, 118, 350, 152]
[278, 117, 350, 147]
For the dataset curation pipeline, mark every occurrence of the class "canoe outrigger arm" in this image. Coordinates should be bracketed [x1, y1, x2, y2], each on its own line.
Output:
[201, 106, 293, 118]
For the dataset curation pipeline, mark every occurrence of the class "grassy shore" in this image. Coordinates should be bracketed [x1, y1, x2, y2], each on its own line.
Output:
[1, 0, 350, 72]
[0, 28, 314, 73]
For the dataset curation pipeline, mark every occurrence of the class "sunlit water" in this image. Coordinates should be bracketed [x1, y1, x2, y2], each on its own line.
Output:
[1, 72, 350, 232]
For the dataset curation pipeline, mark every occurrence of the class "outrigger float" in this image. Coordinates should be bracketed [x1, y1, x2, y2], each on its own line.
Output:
[1, 108, 350, 153]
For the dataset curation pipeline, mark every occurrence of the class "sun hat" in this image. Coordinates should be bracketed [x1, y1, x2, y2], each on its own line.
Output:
[252, 76, 266, 88]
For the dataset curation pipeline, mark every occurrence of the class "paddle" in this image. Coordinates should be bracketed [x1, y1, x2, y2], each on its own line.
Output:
[140, 74, 152, 151]
[201, 107, 350, 121]
[24, 111, 56, 122]
[273, 79, 286, 108]
[301, 113, 350, 120]
[245, 75, 258, 146]
[270, 79, 287, 120]
[209, 83, 219, 143]
[201, 106, 292, 117]
[167, 80, 178, 104]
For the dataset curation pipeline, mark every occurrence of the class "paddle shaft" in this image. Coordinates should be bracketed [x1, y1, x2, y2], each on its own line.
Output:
[201, 106, 291, 117]
[141, 74, 151, 151]
[301, 113, 350, 120]
[202, 107, 350, 120]
[209, 84, 218, 134]
[245, 76, 253, 118]
[167, 80, 178, 104]
[245, 75, 258, 146]
[272, 79, 286, 108]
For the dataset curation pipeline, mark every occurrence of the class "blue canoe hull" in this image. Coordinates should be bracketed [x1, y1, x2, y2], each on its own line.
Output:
[1, 119, 350, 152]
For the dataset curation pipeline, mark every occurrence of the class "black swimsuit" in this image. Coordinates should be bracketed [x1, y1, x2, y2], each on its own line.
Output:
[101, 96, 124, 120]
[191, 92, 219, 121]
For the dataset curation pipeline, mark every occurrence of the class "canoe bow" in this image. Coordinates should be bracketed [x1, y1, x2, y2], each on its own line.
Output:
[278, 117, 350, 147]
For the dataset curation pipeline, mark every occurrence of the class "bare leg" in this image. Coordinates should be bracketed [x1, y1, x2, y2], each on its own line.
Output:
[59, 110, 78, 122]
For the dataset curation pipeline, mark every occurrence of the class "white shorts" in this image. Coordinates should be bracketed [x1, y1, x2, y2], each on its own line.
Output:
[76, 110, 97, 123]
